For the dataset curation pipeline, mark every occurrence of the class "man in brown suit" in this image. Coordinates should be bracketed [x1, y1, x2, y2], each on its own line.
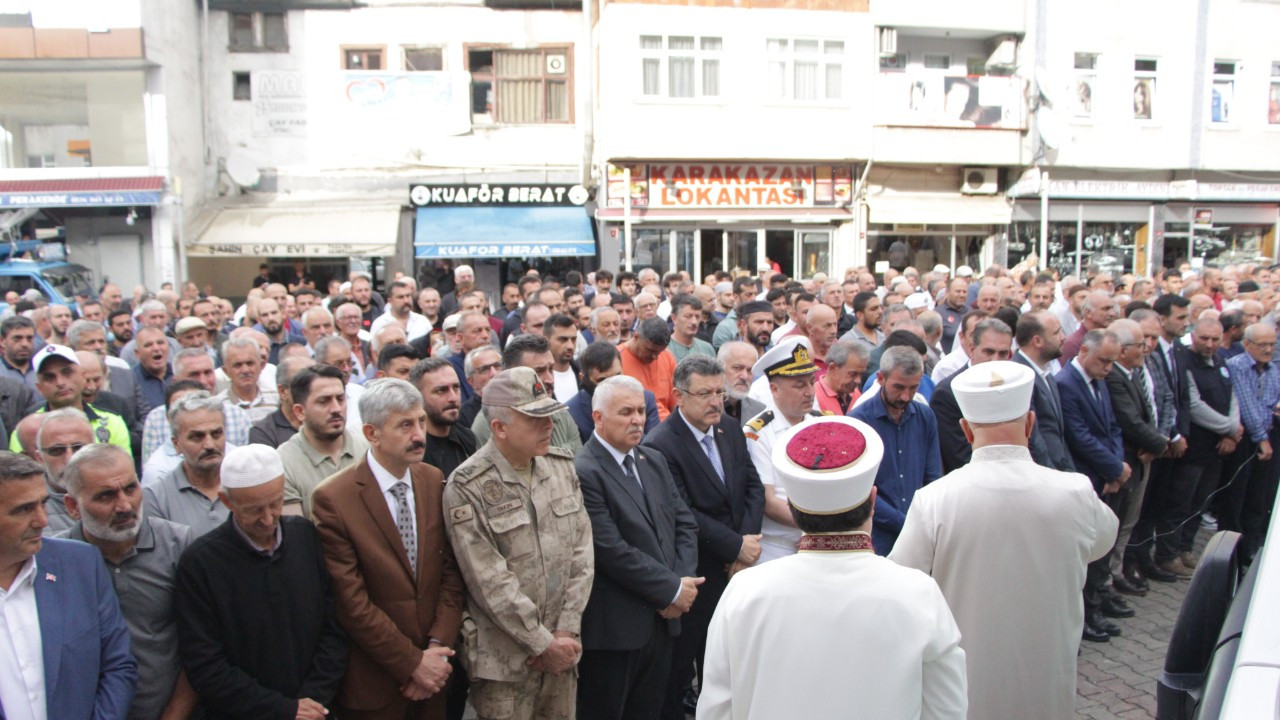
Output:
[312, 378, 467, 720]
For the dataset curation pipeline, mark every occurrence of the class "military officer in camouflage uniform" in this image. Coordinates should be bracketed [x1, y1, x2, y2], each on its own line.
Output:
[443, 367, 594, 720]
[743, 337, 830, 564]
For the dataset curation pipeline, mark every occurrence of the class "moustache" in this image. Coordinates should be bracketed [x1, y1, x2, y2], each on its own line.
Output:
[111, 511, 138, 526]
[408, 442, 425, 453]
[199, 449, 222, 459]
[328, 414, 344, 423]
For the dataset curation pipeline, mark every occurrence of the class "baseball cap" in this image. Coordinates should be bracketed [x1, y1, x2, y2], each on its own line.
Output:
[483, 367, 564, 418]
[33, 344, 79, 374]
[442, 313, 461, 331]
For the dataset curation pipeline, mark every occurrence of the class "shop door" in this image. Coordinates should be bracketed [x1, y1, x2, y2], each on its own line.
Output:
[797, 231, 831, 278]
[726, 231, 758, 276]
[765, 230, 794, 279]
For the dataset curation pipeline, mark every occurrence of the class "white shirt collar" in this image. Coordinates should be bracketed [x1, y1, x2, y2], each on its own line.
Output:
[1070, 358, 1094, 387]
[0, 556, 36, 596]
[367, 451, 411, 493]
[593, 432, 635, 472]
[1017, 349, 1049, 377]
[678, 408, 713, 444]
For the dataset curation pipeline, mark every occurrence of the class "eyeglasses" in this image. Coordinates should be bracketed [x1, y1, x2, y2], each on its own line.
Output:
[40, 443, 87, 458]
[679, 388, 726, 401]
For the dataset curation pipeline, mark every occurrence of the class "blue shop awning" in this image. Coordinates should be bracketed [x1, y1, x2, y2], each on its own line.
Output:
[414, 206, 597, 259]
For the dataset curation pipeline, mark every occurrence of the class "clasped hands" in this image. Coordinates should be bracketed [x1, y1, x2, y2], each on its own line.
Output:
[400, 645, 454, 700]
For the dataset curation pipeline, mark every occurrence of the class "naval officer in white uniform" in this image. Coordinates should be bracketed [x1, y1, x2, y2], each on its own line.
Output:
[700, 415, 967, 720]
[890, 360, 1118, 720]
[742, 337, 831, 564]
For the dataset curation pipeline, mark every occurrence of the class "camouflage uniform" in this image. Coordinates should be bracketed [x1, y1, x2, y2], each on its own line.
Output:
[444, 439, 594, 719]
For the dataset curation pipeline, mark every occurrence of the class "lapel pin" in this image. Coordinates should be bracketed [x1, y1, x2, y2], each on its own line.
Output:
[45, 573, 56, 583]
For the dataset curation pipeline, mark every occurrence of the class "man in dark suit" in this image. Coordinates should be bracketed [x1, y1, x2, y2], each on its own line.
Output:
[576, 376, 699, 720]
[644, 355, 765, 719]
[0, 451, 137, 719]
[1014, 311, 1074, 472]
[1103, 319, 1168, 603]
[1129, 296, 1196, 581]
[931, 318, 1014, 473]
[566, 341, 660, 443]
[311, 378, 467, 720]
[1057, 329, 1129, 643]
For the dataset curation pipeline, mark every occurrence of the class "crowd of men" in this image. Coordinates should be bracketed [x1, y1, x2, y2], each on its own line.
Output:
[0, 254, 1277, 720]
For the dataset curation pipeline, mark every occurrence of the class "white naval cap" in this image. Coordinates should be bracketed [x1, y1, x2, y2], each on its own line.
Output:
[771, 416, 884, 514]
[751, 335, 817, 380]
[220, 444, 285, 489]
[952, 360, 1035, 424]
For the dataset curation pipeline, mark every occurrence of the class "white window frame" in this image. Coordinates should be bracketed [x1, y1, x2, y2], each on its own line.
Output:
[1210, 59, 1236, 126]
[1073, 52, 1098, 120]
[1133, 57, 1158, 122]
[764, 37, 846, 103]
[639, 34, 722, 100]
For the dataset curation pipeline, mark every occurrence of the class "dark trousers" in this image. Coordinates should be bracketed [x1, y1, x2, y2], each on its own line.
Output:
[1178, 457, 1223, 553]
[1218, 430, 1280, 561]
[1085, 487, 1125, 613]
[578, 619, 672, 720]
[445, 653, 469, 720]
[661, 582, 721, 720]
[1129, 458, 1201, 564]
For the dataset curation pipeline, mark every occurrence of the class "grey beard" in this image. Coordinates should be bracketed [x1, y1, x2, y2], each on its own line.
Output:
[84, 504, 144, 543]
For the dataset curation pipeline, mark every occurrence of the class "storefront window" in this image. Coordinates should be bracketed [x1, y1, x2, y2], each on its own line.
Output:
[727, 231, 757, 274]
[1012, 221, 1140, 276]
[0, 71, 149, 168]
[630, 229, 670, 272]
[1164, 222, 1270, 269]
[867, 230, 983, 275]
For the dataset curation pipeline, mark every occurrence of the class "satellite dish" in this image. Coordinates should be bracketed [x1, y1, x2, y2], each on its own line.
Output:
[1037, 108, 1065, 151]
[225, 152, 261, 189]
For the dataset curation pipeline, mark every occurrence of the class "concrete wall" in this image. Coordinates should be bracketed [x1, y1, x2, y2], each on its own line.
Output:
[597, 2, 873, 162]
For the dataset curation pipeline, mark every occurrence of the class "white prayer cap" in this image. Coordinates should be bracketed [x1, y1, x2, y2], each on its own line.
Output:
[905, 293, 930, 310]
[956, 265, 975, 278]
[221, 445, 285, 489]
[714, 281, 733, 294]
[952, 360, 1034, 424]
[933, 264, 951, 274]
[772, 416, 884, 514]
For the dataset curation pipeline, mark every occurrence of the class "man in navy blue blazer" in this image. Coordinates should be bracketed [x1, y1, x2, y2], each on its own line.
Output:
[1056, 329, 1128, 644]
[566, 341, 660, 443]
[0, 451, 136, 720]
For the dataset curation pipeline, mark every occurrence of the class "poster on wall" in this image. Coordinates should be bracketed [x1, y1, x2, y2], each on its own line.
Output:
[882, 73, 1025, 129]
[338, 71, 472, 138]
[604, 163, 853, 209]
[252, 71, 308, 137]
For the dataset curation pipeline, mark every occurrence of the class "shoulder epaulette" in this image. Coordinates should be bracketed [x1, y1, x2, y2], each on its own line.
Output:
[450, 458, 489, 484]
[745, 410, 774, 434]
[810, 409, 835, 417]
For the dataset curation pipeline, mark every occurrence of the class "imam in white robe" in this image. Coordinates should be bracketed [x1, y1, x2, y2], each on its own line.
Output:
[889, 444, 1118, 720]
[698, 541, 967, 720]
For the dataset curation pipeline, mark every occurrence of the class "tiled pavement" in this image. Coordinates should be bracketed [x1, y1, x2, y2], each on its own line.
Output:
[1074, 531, 1208, 719]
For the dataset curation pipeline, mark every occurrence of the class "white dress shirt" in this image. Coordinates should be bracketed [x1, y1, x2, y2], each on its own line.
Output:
[0, 556, 47, 720]
[370, 311, 433, 343]
[367, 452, 417, 540]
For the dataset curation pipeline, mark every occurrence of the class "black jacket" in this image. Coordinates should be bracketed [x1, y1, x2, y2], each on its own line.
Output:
[642, 410, 764, 612]
[175, 516, 348, 720]
[577, 438, 698, 651]
[1105, 365, 1168, 469]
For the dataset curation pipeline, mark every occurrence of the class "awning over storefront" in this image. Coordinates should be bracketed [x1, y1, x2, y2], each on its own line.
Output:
[190, 204, 400, 257]
[0, 176, 165, 208]
[414, 206, 596, 259]
[869, 194, 1013, 226]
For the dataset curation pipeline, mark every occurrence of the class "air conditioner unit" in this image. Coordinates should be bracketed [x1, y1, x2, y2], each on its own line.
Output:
[987, 36, 1017, 68]
[546, 53, 567, 75]
[878, 28, 897, 56]
[961, 168, 998, 195]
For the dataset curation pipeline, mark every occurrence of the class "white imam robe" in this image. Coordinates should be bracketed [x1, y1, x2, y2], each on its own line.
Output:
[889, 445, 1119, 720]
[698, 546, 968, 720]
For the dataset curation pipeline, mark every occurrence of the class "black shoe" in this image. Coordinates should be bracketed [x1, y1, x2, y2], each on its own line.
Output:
[1101, 596, 1136, 619]
[1088, 611, 1122, 636]
[1142, 563, 1178, 583]
[683, 688, 699, 716]
[1112, 573, 1148, 597]
[1122, 563, 1150, 591]
[1082, 621, 1110, 643]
